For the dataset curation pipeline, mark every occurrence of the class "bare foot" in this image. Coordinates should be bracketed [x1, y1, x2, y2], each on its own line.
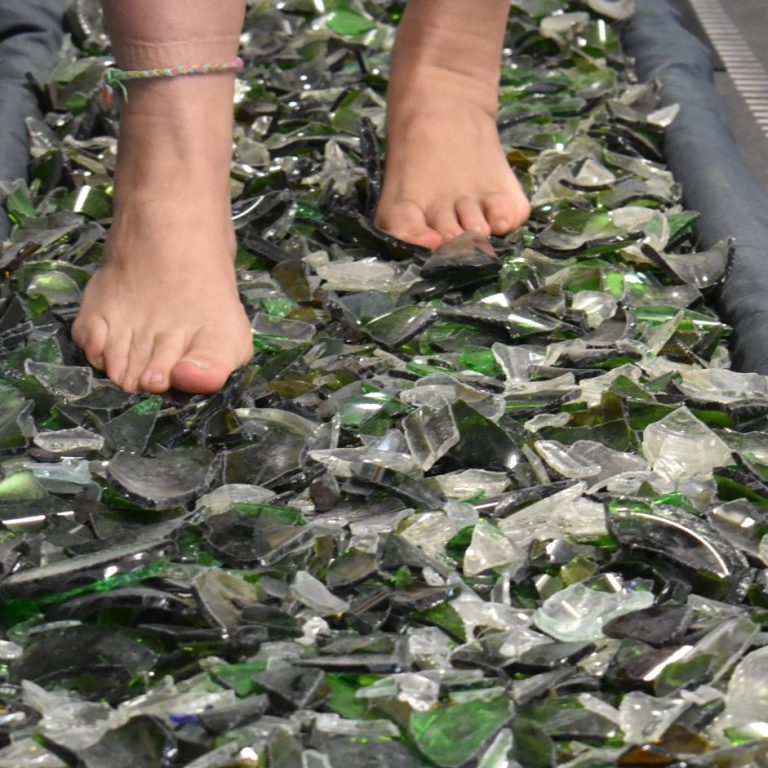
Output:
[374, 1, 531, 250]
[72, 193, 253, 395]
[71, 75, 253, 395]
[374, 87, 531, 251]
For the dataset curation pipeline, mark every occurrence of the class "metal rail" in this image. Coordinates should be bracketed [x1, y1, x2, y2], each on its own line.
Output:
[689, 0, 768, 134]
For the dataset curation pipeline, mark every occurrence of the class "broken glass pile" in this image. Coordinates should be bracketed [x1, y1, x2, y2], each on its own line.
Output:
[0, 0, 766, 765]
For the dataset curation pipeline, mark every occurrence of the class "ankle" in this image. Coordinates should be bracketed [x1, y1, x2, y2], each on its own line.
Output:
[388, 64, 500, 121]
[390, 0, 507, 85]
[116, 71, 237, 148]
[115, 129, 232, 185]
[114, 82, 236, 193]
[110, 133, 234, 230]
[388, 34, 502, 118]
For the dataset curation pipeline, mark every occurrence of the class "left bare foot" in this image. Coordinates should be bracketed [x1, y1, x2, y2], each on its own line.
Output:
[374, 79, 530, 251]
[374, 0, 530, 250]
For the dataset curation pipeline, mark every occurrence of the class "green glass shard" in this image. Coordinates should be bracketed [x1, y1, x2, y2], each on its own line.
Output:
[209, 661, 267, 697]
[410, 696, 512, 767]
[325, 8, 376, 36]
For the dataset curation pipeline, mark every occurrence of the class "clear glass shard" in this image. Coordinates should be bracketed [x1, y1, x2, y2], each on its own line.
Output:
[24, 361, 93, 400]
[290, 570, 348, 616]
[463, 520, 527, 577]
[533, 575, 655, 641]
[432, 469, 510, 500]
[534, 440, 601, 479]
[476, 727, 515, 768]
[402, 399, 460, 472]
[676, 368, 768, 405]
[195, 484, 277, 515]
[497, 624, 554, 662]
[718, 646, 768, 731]
[32, 427, 104, 455]
[497, 482, 608, 542]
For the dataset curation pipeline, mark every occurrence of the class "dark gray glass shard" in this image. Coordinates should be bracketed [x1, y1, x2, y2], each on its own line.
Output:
[253, 666, 326, 712]
[45, 715, 177, 768]
[239, 605, 302, 639]
[198, 694, 269, 734]
[447, 400, 521, 471]
[602, 603, 694, 647]
[99, 396, 162, 455]
[47, 587, 197, 623]
[201, 503, 306, 567]
[420, 231, 500, 281]
[107, 446, 219, 509]
[0, 516, 181, 598]
[310, 733, 421, 767]
[363, 306, 438, 349]
[606, 500, 751, 596]
[10, 624, 157, 688]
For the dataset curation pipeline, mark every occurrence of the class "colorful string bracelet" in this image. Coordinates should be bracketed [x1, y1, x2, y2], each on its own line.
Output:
[99, 55, 244, 106]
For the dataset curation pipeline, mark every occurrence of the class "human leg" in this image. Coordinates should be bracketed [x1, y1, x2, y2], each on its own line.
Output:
[374, 0, 531, 250]
[71, 0, 253, 394]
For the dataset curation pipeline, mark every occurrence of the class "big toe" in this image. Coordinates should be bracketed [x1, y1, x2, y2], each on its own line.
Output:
[170, 330, 253, 394]
[72, 315, 109, 371]
[483, 190, 531, 235]
[375, 200, 443, 251]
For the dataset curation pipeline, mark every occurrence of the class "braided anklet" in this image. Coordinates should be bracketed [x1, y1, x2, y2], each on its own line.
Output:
[100, 55, 244, 106]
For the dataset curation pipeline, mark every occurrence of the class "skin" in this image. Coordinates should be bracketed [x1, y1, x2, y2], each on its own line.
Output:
[72, 0, 253, 395]
[72, 0, 530, 395]
[375, 0, 531, 249]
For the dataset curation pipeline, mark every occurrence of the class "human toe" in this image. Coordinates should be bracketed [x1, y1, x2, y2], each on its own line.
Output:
[170, 353, 238, 394]
[139, 333, 188, 394]
[170, 330, 253, 395]
[122, 336, 157, 394]
[455, 197, 491, 238]
[427, 204, 464, 244]
[72, 315, 108, 371]
[375, 200, 443, 251]
[482, 190, 531, 235]
[401, 228, 443, 251]
[103, 329, 134, 389]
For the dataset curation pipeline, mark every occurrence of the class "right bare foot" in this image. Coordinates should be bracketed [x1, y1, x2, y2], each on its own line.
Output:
[71, 73, 253, 395]
[72, 190, 253, 395]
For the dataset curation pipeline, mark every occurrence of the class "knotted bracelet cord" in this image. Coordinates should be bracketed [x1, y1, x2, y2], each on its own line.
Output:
[100, 56, 244, 104]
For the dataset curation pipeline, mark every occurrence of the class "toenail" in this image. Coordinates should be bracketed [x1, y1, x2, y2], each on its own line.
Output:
[145, 371, 164, 385]
[494, 218, 510, 232]
[180, 357, 211, 369]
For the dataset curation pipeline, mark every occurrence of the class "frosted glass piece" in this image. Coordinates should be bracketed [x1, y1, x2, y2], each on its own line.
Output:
[642, 407, 732, 480]
[433, 469, 510, 499]
[498, 482, 607, 542]
[618, 691, 688, 743]
[315, 260, 396, 292]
